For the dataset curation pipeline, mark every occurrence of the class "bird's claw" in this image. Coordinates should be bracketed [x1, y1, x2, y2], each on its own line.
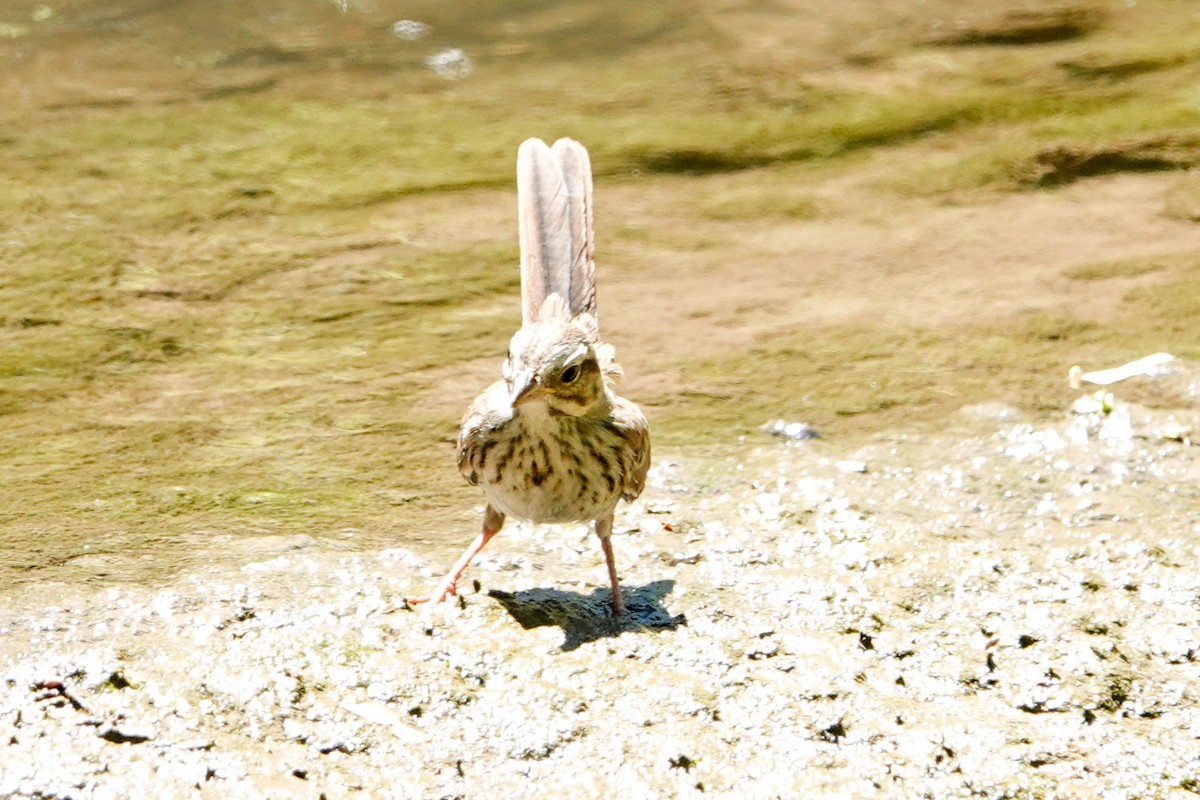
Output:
[406, 581, 458, 606]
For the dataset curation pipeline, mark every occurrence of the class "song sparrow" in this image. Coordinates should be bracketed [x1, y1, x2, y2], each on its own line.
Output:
[409, 138, 651, 616]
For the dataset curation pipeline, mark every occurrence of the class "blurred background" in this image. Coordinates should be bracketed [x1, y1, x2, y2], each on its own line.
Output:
[2, 0, 1199, 586]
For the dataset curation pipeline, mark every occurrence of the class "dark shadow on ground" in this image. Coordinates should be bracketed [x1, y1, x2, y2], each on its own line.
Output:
[487, 579, 686, 651]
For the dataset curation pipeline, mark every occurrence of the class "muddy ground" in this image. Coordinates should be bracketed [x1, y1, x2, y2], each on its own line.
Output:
[3, 393, 1199, 799]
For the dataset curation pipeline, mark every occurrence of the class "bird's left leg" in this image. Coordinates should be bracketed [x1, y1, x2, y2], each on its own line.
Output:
[595, 512, 624, 616]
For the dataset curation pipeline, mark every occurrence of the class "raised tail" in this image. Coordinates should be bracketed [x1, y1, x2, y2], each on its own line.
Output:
[516, 137, 596, 327]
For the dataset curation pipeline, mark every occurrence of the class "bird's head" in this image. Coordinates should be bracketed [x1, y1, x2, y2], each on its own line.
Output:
[503, 318, 605, 417]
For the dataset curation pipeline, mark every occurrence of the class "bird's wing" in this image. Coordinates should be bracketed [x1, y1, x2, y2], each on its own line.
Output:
[612, 397, 651, 503]
[517, 137, 597, 327]
[456, 379, 511, 486]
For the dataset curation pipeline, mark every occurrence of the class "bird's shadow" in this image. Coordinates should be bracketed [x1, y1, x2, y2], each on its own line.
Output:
[486, 579, 685, 651]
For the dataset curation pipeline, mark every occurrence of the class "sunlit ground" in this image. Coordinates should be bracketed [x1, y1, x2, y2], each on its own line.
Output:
[3, 0, 1200, 585]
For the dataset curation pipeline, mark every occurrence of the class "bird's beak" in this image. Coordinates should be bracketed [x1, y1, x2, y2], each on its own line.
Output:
[509, 370, 540, 408]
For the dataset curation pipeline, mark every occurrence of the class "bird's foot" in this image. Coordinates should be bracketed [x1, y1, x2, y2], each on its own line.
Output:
[406, 580, 458, 606]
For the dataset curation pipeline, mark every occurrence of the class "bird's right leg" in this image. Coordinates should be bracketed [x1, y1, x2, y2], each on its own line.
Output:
[408, 505, 505, 605]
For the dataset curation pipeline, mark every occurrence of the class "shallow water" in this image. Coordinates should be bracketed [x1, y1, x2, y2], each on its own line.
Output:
[1, 0, 689, 107]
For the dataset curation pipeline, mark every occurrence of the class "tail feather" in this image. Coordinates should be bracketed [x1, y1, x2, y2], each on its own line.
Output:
[517, 137, 597, 327]
[550, 138, 595, 321]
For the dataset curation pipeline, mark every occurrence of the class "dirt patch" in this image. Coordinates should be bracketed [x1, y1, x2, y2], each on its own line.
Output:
[592, 170, 1200, 352]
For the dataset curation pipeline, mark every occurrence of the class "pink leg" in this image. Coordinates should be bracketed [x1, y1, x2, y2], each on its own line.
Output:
[409, 505, 505, 605]
[596, 513, 624, 616]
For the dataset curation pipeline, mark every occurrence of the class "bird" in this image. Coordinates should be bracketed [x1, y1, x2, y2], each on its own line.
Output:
[408, 137, 651, 616]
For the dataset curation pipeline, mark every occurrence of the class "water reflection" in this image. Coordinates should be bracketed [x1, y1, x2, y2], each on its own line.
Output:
[1, 0, 684, 107]
[0, 0, 467, 106]
[391, 19, 431, 41]
[424, 46, 471, 79]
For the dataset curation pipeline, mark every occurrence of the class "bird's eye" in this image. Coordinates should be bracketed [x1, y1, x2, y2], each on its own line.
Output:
[560, 364, 580, 384]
